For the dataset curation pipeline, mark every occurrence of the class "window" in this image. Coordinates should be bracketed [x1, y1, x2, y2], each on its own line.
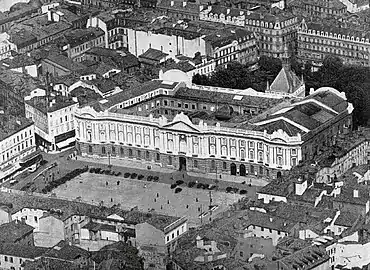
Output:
[137, 150, 141, 159]
[102, 146, 106, 155]
[5, 256, 7, 262]
[156, 153, 160, 161]
[239, 251, 244, 257]
[88, 145, 93, 153]
[172, 233, 174, 239]
[146, 151, 150, 159]
[167, 236, 169, 242]
[120, 147, 124, 155]
[211, 160, 216, 169]
[193, 160, 198, 168]
[112, 146, 116, 155]
[177, 103, 182, 108]
[168, 156, 172, 165]
[223, 162, 227, 170]
[129, 149, 133, 157]
[261, 227, 264, 231]
[10, 257, 13, 263]
[34, 216, 38, 223]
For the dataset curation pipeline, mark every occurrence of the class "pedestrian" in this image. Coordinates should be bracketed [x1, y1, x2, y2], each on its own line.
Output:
[186, 205, 189, 209]
[111, 198, 113, 202]
[157, 193, 159, 197]
[167, 200, 170, 204]
[196, 198, 198, 202]
[154, 198, 156, 202]
[106, 181, 108, 186]
[161, 205, 163, 209]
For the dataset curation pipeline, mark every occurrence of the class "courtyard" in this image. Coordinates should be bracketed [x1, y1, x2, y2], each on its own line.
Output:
[52, 172, 244, 227]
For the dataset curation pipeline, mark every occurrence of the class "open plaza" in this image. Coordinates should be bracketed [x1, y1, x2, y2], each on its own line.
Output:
[53, 172, 244, 227]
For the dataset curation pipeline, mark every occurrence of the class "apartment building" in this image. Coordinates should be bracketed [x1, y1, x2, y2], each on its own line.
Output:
[297, 19, 370, 69]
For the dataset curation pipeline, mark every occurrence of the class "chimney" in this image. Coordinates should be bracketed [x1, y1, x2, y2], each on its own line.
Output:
[183, 1, 187, 7]
[309, 88, 315, 95]
[354, 189, 359, 198]
[227, 8, 230, 14]
[196, 236, 203, 248]
[170, 0, 174, 6]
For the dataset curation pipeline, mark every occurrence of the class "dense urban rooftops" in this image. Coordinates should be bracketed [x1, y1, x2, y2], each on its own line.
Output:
[0, 243, 47, 258]
[0, 220, 34, 243]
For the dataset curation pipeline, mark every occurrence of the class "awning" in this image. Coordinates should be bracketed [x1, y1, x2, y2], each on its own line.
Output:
[56, 137, 75, 149]
[19, 149, 42, 164]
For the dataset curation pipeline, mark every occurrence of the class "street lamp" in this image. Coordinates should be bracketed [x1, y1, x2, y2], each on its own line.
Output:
[108, 152, 112, 168]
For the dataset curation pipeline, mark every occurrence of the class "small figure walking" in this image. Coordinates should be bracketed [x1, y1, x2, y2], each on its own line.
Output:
[106, 181, 108, 186]
[167, 200, 170, 204]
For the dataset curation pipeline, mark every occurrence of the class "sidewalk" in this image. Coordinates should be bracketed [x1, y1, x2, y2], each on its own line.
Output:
[77, 155, 269, 187]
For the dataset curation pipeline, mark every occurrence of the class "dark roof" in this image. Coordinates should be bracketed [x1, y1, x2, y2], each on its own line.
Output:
[0, 220, 34, 243]
[24, 95, 78, 114]
[82, 221, 116, 233]
[0, 191, 115, 221]
[288, 188, 323, 204]
[90, 80, 178, 111]
[1, 54, 36, 69]
[0, 243, 48, 258]
[0, 115, 33, 141]
[174, 87, 280, 110]
[258, 179, 291, 197]
[43, 240, 90, 261]
[203, 28, 255, 49]
[334, 211, 360, 227]
[334, 187, 369, 206]
[90, 78, 117, 94]
[243, 210, 297, 232]
[92, 241, 143, 269]
[59, 27, 104, 48]
[85, 47, 139, 69]
[139, 48, 168, 62]
[45, 53, 86, 72]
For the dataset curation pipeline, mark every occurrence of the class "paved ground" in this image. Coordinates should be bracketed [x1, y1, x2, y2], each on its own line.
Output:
[53, 172, 244, 227]
[5, 150, 265, 196]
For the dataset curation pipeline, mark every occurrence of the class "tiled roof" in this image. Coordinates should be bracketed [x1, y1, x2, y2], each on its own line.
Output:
[334, 211, 360, 227]
[0, 191, 115, 221]
[25, 95, 78, 114]
[174, 87, 280, 110]
[243, 210, 297, 232]
[1, 54, 36, 68]
[90, 80, 178, 111]
[315, 195, 334, 209]
[269, 67, 302, 93]
[59, 27, 104, 48]
[279, 245, 329, 269]
[0, 114, 33, 142]
[45, 53, 86, 72]
[82, 221, 116, 233]
[162, 59, 196, 73]
[43, 240, 90, 260]
[203, 28, 255, 49]
[139, 48, 168, 62]
[0, 243, 48, 258]
[0, 220, 34, 243]
[333, 186, 370, 205]
[117, 210, 181, 231]
[305, 22, 370, 40]
[258, 179, 291, 197]
[85, 47, 139, 69]
[255, 119, 302, 136]
[288, 188, 323, 204]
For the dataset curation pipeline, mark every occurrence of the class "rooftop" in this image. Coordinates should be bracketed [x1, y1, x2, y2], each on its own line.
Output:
[139, 48, 168, 62]
[1, 54, 36, 69]
[0, 243, 47, 258]
[334, 211, 360, 227]
[333, 186, 370, 206]
[203, 28, 255, 49]
[45, 53, 86, 72]
[43, 240, 90, 260]
[269, 66, 303, 94]
[0, 114, 33, 142]
[25, 94, 78, 114]
[59, 27, 104, 48]
[257, 178, 291, 197]
[82, 221, 116, 233]
[0, 220, 34, 243]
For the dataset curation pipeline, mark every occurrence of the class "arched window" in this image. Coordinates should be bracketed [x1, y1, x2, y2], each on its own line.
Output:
[210, 145, 216, 155]
[146, 151, 150, 160]
[102, 146, 106, 155]
[249, 150, 254, 160]
[221, 146, 227, 156]
[111, 146, 116, 155]
[128, 149, 133, 157]
[120, 147, 124, 156]
[223, 162, 227, 170]
[278, 156, 283, 166]
[88, 145, 93, 153]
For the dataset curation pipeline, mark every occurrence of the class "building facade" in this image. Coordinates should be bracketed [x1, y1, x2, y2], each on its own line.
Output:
[200, 6, 299, 58]
[0, 118, 36, 181]
[24, 94, 79, 152]
[297, 20, 370, 69]
[74, 70, 353, 179]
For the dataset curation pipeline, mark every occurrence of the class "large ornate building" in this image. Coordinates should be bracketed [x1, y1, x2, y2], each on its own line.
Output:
[75, 70, 353, 180]
[297, 19, 370, 69]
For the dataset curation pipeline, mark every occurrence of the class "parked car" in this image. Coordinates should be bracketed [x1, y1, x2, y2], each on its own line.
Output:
[188, 182, 196, 188]
[124, 173, 131, 178]
[153, 176, 159, 182]
[170, 184, 177, 189]
[147, 176, 153, 181]
[175, 187, 182, 193]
